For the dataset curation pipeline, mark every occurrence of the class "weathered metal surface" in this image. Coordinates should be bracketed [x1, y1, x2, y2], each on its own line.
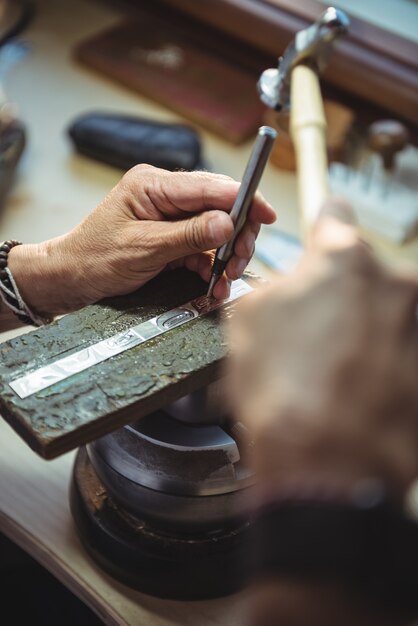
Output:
[9, 279, 252, 398]
[0, 269, 256, 459]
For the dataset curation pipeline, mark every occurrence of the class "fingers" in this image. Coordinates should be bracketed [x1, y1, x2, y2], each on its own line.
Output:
[182, 251, 214, 279]
[170, 251, 232, 299]
[123, 165, 275, 293]
[183, 252, 231, 299]
[311, 196, 359, 254]
[125, 165, 276, 224]
[226, 256, 249, 281]
[149, 205, 258, 295]
[233, 220, 260, 258]
[218, 220, 258, 281]
[248, 190, 276, 225]
[130, 166, 240, 215]
[151, 210, 234, 261]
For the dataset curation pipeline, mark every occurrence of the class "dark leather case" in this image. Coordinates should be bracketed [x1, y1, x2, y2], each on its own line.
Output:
[68, 113, 202, 171]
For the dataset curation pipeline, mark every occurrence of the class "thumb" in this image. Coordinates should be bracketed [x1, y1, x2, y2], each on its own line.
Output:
[153, 210, 234, 261]
[310, 196, 359, 253]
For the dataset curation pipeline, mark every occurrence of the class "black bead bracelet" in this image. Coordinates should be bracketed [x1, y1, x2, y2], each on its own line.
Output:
[0, 239, 42, 325]
[0, 239, 21, 280]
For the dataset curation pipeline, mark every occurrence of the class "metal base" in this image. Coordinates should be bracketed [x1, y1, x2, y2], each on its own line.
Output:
[70, 448, 251, 600]
[87, 404, 254, 534]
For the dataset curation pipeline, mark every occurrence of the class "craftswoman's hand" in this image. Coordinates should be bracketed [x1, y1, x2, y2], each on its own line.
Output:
[8, 165, 275, 317]
[229, 197, 418, 497]
[228, 198, 418, 626]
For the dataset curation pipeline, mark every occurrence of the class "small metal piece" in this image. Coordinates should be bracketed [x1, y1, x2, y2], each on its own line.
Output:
[367, 119, 410, 172]
[362, 120, 410, 198]
[207, 126, 276, 298]
[9, 278, 253, 399]
[89, 413, 250, 499]
[156, 307, 195, 330]
[258, 7, 350, 111]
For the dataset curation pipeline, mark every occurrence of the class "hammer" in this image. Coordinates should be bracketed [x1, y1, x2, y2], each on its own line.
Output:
[258, 7, 350, 238]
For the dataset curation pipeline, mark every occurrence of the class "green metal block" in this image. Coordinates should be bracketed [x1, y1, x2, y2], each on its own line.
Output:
[0, 269, 256, 459]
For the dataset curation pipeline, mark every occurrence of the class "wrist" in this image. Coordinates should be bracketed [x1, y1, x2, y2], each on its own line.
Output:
[250, 481, 418, 622]
[8, 237, 89, 317]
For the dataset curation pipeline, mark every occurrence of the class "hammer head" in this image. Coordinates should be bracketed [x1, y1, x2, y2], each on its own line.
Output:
[258, 7, 349, 111]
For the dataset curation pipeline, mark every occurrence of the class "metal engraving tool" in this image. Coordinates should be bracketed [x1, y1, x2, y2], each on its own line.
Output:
[206, 125, 276, 298]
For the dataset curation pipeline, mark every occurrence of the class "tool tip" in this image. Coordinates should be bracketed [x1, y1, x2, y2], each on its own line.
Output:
[206, 275, 219, 299]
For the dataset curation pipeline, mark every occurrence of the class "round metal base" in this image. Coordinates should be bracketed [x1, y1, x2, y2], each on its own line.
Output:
[70, 448, 251, 600]
[87, 408, 254, 534]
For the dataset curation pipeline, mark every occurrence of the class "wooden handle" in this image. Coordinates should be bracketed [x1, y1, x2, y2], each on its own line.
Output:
[290, 64, 329, 241]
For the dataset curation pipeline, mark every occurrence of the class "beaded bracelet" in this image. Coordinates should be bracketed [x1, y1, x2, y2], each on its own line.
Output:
[0, 240, 50, 326]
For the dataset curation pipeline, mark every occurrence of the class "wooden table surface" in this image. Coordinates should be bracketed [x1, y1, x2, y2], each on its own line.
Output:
[0, 420, 246, 626]
[0, 0, 417, 624]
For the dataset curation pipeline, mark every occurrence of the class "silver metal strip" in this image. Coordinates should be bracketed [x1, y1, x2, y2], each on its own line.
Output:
[9, 279, 253, 399]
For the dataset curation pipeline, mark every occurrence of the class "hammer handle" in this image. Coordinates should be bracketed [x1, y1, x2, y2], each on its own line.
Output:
[290, 64, 329, 241]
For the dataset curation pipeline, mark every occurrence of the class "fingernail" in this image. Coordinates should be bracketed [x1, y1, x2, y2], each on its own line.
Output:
[208, 213, 233, 246]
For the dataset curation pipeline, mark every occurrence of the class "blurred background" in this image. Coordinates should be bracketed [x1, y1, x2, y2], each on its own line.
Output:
[0, 0, 416, 310]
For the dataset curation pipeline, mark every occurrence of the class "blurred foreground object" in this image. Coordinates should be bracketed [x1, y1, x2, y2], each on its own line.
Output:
[229, 205, 418, 496]
[245, 7, 418, 623]
[250, 486, 418, 625]
[68, 113, 202, 171]
[228, 201, 418, 624]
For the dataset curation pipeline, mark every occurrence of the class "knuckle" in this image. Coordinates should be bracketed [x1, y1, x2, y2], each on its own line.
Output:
[190, 170, 233, 182]
[185, 217, 204, 251]
[132, 163, 157, 175]
[123, 164, 157, 184]
[211, 173, 235, 182]
[187, 171, 210, 182]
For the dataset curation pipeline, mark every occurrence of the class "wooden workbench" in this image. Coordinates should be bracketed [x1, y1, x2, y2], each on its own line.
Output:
[0, 420, 246, 625]
[0, 1, 417, 624]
